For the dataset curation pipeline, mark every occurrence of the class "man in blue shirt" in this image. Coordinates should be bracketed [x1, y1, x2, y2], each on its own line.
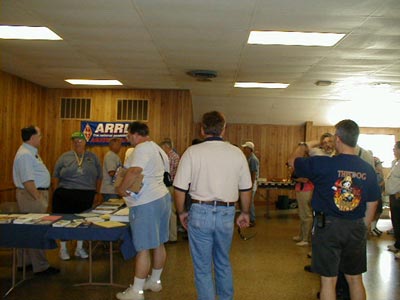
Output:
[13, 125, 59, 275]
[288, 119, 379, 300]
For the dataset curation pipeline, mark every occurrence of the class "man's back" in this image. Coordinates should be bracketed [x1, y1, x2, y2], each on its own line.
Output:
[174, 140, 250, 201]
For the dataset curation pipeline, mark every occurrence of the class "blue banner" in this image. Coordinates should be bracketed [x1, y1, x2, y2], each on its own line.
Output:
[80, 121, 130, 145]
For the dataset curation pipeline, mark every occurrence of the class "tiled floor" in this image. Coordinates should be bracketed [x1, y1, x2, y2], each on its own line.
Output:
[1, 208, 399, 300]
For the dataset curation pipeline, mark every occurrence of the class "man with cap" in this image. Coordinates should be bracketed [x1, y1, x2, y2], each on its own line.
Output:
[242, 141, 259, 226]
[52, 131, 102, 260]
[13, 125, 60, 275]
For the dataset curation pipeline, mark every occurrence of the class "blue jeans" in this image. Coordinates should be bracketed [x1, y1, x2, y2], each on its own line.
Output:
[188, 204, 236, 300]
[250, 189, 256, 223]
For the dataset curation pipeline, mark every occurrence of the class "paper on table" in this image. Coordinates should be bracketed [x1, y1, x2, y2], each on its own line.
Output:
[93, 221, 126, 228]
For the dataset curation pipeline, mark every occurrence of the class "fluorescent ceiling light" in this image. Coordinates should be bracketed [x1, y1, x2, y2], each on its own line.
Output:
[235, 82, 289, 89]
[65, 79, 123, 86]
[248, 31, 345, 47]
[0, 25, 62, 40]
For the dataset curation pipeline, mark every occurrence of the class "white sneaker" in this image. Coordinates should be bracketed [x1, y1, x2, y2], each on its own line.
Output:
[59, 248, 70, 260]
[116, 285, 144, 300]
[296, 241, 309, 247]
[143, 279, 162, 292]
[387, 245, 399, 253]
[292, 236, 302, 242]
[75, 248, 89, 259]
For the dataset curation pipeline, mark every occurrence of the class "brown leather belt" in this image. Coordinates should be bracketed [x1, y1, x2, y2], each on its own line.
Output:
[192, 200, 235, 207]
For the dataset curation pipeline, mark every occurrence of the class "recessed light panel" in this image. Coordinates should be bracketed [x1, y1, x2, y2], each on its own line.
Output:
[248, 31, 345, 47]
[234, 82, 289, 89]
[65, 79, 123, 86]
[0, 25, 62, 40]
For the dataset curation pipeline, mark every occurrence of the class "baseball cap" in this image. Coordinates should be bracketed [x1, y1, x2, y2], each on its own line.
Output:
[71, 131, 86, 140]
[241, 141, 254, 151]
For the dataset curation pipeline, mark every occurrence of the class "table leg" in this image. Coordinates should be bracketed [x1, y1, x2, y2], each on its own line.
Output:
[73, 241, 124, 288]
[265, 189, 271, 219]
[4, 248, 27, 298]
[109, 242, 113, 284]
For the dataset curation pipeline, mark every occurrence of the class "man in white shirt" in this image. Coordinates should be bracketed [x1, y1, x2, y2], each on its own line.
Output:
[174, 111, 252, 300]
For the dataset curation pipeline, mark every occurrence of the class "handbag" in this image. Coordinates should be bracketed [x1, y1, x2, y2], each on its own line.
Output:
[151, 141, 173, 187]
[163, 171, 173, 187]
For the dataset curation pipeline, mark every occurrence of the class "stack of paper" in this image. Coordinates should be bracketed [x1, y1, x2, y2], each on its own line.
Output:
[0, 214, 16, 224]
[94, 221, 126, 228]
[91, 205, 120, 215]
[110, 207, 129, 222]
[33, 215, 63, 225]
[85, 216, 105, 223]
[64, 219, 85, 228]
[52, 220, 72, 227]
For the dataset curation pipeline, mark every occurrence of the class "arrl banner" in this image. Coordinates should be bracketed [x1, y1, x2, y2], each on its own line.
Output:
[80, 121, 130, 145]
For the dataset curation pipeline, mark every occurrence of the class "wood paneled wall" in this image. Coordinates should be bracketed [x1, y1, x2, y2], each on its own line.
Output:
[0, 71, 46, 203]
[2, 70, 400, 207]
[0, 71, 193, 204]
[193, 121, 400, 204]
[43, 88, 193, 174]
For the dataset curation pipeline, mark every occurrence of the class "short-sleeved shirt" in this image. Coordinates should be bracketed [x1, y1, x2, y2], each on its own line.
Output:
[53, 150, 102, 190]
[167, 149, 180, 180]
[13, 143, 50, 189]
[294, 154, 380, 219]
[123, 141, 169, 207]
[100, 150, 122, 194]
[248, 153, 259, 191]
[385, 160, 400, 195]
[173, 138, 252, 202]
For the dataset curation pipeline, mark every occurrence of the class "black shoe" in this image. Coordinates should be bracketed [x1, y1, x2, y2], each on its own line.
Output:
[181, 232, 188, 240]
[17, 264, 33, 272]
[34, 267, 60, 276]
[249, 221, 256, 227]
[304, 265, 313, 273]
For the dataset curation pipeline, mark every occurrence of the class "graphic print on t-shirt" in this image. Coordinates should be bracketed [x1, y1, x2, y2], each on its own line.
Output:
[331, 175, 362, 211]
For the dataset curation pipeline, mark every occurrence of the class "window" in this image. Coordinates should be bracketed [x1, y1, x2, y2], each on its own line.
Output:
[117, 99, 148, 121]
[60, 98, 91, 119]
[358, 134, 396, 168]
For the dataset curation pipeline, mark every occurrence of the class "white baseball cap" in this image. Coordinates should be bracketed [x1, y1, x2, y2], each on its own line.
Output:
[241, 141, 254, 151]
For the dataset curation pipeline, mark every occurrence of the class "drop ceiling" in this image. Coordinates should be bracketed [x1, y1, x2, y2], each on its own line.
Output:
[1, 0, 400, 127]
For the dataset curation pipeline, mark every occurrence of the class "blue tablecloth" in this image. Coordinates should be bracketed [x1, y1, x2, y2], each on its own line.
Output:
[0, 215, 136, 260]
[0, 223, 57, 249]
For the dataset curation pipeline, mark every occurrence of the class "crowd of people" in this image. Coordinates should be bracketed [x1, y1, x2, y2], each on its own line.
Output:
[11, 112, 400, 300]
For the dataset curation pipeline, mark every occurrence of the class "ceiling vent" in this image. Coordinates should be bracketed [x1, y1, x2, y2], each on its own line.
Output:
[187, 70, 217, 82]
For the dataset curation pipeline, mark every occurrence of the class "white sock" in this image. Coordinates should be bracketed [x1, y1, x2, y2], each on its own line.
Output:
[133, 277, 146, 291]
[60, 241, 67, 250]
[76, 240, 83, 249]
[150, 268, 163, 282]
